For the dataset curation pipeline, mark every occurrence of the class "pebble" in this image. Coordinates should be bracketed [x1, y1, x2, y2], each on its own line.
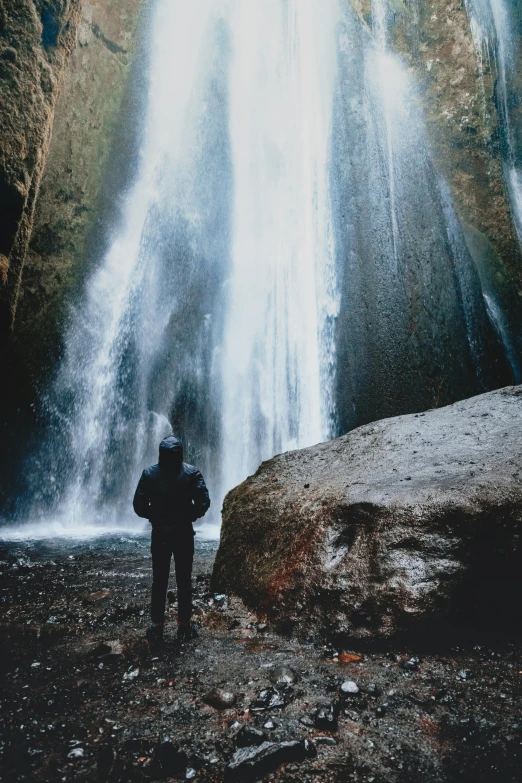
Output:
[340, 680, 359, 695]
[202, 688, 237, 710]
[185, 769, 197, 780]
[263, 720, 277, 730]
[269, 666, 297, 687]
[315, 735, 338, 746]
[122, 667, 139, 682]
[314, 704, 339, 732]
[251, 687, 285, 711]
[235, 725, 266, 748]
[67, 748, 84, 759]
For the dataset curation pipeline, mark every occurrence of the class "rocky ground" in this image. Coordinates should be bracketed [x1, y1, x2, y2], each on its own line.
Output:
[0, 537, 521, 783]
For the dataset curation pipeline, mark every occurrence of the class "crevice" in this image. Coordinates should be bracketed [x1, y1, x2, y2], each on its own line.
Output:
[92, 24, 127, 56]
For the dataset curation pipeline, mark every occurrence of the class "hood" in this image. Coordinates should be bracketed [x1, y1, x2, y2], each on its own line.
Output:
[158, 435, 183, 469]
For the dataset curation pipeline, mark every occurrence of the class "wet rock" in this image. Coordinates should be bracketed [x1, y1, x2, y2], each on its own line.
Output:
[315, 736, 338, 746]
[202, 688, 237, 710]
[251, 687, 286, 711]
[340, 680, 359, 695]
[263, 720, 277, 730]
[401, 657, 420, 672]
[213, 387, 522, 639]
[269, 666, 297, 687]
[225, 740, 310, 782]
[235, 725, 267, 748]
[67, 747, 84, 759]
[256, 622, 268, 633]
[314, 703, 339, 732]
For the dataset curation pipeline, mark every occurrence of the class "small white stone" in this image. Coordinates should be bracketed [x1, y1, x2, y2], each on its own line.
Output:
[341, 680, 359, 694]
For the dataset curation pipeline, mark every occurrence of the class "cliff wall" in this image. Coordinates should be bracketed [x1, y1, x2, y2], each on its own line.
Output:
[0, 0, 82, 340]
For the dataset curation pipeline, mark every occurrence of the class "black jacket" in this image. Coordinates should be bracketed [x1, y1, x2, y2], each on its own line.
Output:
[133, 436, 210, 527]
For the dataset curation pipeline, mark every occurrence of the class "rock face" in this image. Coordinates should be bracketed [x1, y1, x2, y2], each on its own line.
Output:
[14, 0, 145, 372]
[212, 386, 522, 641]
[0, 0, 82, 341]
[0, 0, 144, 507]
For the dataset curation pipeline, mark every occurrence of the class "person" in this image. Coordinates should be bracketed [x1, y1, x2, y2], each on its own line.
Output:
[133, 435, 210, 643]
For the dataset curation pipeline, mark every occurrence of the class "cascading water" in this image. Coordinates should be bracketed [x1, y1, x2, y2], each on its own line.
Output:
[220, 1, 340, 497]
[4, 0, 341, 540]
[463, 0, 522, 382]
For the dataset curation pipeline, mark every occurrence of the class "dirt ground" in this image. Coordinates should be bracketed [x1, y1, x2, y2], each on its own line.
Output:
[0, 536, 521, 783]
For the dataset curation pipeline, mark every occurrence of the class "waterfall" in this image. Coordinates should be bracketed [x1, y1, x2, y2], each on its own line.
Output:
[5, 0, 341, 540]
[3, 0, 515, 542]
[220, 1, 339, 500]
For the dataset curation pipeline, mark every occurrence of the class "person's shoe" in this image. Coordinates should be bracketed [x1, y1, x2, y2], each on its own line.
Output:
[146, 622, 164, 643]
[177, 622, 198, 643]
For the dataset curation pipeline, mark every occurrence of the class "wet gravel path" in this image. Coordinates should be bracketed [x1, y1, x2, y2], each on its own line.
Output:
[0, 537, 521, 782]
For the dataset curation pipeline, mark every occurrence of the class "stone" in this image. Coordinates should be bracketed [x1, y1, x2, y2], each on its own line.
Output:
[202, 689, 237, 710]
[250, 687, 286, 711]
[315, 736, 338, 746]
[269, 666, 297, 687]
[401, 658, 420, 672]
[225, 740, 309, 782]
[314, 703, 339, 732]
[212, 387, 522, 640]
[340, 680, 359, 695]
[235, 725, 267, 748]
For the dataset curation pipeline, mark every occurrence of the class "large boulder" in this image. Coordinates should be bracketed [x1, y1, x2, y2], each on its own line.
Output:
[212, 386, 522, 640]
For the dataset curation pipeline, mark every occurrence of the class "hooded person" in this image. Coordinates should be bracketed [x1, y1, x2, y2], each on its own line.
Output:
[133, 435, 210, 643]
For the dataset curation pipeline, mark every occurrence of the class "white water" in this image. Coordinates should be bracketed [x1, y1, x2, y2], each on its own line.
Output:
[220, 1, 340, 497]
[3, 0, 341, 541]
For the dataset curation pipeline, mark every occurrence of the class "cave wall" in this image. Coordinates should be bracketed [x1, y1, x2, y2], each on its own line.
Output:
[332, 0, 522, 433]
[0, 0, 82, 340]
[0, 0, 146, 509]
[12, 0, 147, 385]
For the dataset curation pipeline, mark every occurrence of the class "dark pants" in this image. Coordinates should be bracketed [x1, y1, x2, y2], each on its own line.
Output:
[150, 524, 195, 624]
